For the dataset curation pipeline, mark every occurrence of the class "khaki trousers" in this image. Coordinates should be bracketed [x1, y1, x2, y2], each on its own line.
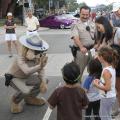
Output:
[74, 50, 92, 81]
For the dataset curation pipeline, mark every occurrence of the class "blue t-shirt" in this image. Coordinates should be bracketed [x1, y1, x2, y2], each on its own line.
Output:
[83, 75, 94, 90]
[83, 75, 101, 101]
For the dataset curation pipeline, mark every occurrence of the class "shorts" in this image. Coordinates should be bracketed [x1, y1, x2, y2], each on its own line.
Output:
[5, 33, 17, 41]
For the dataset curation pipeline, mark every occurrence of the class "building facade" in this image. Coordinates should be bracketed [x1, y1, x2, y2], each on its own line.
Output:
[0, 0, 33, 18]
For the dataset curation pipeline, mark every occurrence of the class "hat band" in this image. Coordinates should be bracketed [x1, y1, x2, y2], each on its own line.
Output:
[26, 39, 43, 47]
[63, 75, 80, 83]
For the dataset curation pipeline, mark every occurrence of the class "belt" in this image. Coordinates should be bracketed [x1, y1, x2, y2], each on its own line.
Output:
[28, 29, 37, 32]
[84, 44, 94, 50]
[73, 45, 93, 51]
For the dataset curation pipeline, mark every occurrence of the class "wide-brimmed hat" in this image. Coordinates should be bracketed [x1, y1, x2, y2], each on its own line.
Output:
[19, 35, 49, 51]
[7, 12, 12, 16]
[112, 2, 120, 12]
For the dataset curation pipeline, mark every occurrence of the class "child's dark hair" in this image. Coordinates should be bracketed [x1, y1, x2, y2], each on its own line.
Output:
[62, 62, 80, 84]
[98, 46, 119, 68]
[87, 59, 102, 79]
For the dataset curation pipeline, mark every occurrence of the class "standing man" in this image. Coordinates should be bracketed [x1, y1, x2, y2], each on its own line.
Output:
[71, 5, 95, 80]
[25, 9, 40, 36]
[110, 2, 120, 27]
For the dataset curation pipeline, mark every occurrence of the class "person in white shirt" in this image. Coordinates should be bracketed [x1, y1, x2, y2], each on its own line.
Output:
[25, 9, 40, 36]
[93, 46, 118, 120]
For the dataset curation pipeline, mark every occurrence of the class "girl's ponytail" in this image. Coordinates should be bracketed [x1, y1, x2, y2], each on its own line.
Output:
[112, 49, 119, 68]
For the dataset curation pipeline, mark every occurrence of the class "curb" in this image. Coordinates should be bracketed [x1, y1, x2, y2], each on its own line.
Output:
[38, 27, 50, 31]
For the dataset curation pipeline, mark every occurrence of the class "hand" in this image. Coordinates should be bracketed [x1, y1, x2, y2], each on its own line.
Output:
[93, 79, 99, 87]
[80, 47, 87, 54]
[7, 26, 14, 29]
[41, 55, 48, 68]
[35, 57, 40, 65]
[93, 44, 99, 50]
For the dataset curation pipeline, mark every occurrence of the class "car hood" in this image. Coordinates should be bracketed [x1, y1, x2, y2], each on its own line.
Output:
[57, 19, 73, 23]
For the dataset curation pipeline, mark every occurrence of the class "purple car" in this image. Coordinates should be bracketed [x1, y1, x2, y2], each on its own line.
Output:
[39, 15, 73, 29]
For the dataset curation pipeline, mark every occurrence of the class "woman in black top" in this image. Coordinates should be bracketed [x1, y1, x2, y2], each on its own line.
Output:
[4, 12, 18, 57]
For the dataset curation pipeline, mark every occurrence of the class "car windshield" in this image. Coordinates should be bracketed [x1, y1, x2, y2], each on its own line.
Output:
[63, 14, 74, 18]
[60, 14, 78, 20]
[55, 16, 66, 20]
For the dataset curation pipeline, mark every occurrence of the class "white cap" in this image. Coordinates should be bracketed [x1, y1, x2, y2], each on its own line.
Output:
[112, 2, 120, 12]
[7, 12, 12, 16]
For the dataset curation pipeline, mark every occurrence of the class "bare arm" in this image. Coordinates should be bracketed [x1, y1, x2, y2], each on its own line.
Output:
[93, 69, 111, 91]
[4, 24, 16, 29]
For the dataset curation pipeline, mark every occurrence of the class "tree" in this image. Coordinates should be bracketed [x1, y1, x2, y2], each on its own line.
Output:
[106, 4, 112, 12]
[65, 0, 79, 12]
[7, 0, 18, 13]
[33, 0, 48, 8]
[78, 2, 86, 8]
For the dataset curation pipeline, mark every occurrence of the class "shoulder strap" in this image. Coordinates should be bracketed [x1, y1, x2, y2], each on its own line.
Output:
[113, 28, 117, 40]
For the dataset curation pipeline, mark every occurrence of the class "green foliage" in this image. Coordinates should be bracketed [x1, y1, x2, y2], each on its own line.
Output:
[65, 0, 78, 12]
[34, 0, 48, 7]
[78, 2, 86, 8]
[33, 0, 113, 12]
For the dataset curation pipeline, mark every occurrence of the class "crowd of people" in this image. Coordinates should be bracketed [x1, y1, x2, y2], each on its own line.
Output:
[2, 3, 120, 120]
[70, 4, 120, 120]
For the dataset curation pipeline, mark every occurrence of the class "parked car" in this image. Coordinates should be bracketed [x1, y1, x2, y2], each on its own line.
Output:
[61, 14, 78, 20]
[39, 15, 74, 29]
[61, 13, 79, 24]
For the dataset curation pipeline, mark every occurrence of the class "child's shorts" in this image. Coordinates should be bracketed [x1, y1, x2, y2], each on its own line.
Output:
[5, 33, 17, 41]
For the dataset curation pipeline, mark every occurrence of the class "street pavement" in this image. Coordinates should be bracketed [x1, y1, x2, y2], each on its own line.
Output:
[0, 26, 120, 120]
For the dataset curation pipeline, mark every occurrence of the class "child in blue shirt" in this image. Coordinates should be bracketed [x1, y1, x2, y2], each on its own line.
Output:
[83, 59, 102, 120]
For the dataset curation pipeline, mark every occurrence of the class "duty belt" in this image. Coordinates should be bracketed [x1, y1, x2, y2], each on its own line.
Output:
[28, 29, 37, 32]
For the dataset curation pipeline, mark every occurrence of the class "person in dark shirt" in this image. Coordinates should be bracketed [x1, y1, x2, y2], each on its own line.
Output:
[4, 12, 18, 57]
[47, 62, 89, 120]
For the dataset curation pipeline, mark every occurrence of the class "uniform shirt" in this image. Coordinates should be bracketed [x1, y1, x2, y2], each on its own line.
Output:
[71, 19, 95, 46]
[5, 20, 15, 33]
[25, 16, 39, 31]
[48, 86, 89, 120]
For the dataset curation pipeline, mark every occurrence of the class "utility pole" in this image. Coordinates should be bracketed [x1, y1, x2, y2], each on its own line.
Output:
[22, 0, 26, 24]
[49, 0, 51, 13]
